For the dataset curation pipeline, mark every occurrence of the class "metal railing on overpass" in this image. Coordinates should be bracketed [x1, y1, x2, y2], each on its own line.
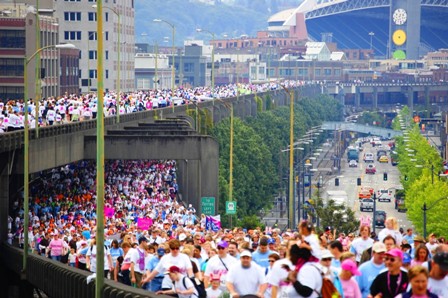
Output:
[0, 242, 165, 298]
[321, 121, 403, 138]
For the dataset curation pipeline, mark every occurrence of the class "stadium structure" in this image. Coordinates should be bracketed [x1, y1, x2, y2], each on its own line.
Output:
[281, 0, 448, 59]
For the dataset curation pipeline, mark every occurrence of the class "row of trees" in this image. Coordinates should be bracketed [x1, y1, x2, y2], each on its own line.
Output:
[209, 93, 358, 231]
[394, 107, 448, 237]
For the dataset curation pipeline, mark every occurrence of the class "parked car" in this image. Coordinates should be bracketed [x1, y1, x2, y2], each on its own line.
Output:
[349, 160, 358, 167]
[379, 155, 389, 163]
[360, 199, 374, 212]
[364, 152, 375, 163]
[366, 164, 376, 174]
[377, 189, 393, 202]
[375, 211, 386, 228]
[358, 187, 374, 201]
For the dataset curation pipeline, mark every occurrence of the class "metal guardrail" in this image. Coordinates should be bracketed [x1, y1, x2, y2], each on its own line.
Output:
[0, 243, 166, 298]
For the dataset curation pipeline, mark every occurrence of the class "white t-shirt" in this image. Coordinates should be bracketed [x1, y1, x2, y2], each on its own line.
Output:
[205, 254, 238, 290]
[350, 237, 374, 262]
[268, 258, 293, 298]
[226, 261, 266, 296]
[206, 287, 223, 298]
[155, 253, 193, 276]
[86, 244, 111, 273]
[129, 247, 147, 274]
[284, 263, 322, 298]
[428, 276, 448, 298]
[173, 275, 198, 298]
[378, 228, 403, 245]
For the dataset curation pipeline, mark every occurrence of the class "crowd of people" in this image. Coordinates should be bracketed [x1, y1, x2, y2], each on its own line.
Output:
[0, 80, 304, 133]
[7, 157, 448, 298]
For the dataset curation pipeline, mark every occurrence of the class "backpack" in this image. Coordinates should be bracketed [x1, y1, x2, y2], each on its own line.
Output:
[182, 276, 207, 298]
[311, 264, 342, 298]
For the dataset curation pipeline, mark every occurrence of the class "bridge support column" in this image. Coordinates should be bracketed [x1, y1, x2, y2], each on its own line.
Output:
[0, 153, 10, 241]
[407, 87, 414, 115]
[355, 87, 360, 108]
[425, 86, 430, 117]
[373, 87, 378, 109]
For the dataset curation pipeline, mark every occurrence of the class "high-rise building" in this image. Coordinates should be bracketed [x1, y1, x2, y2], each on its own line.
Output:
[54, 0, 135, 93]
[0, 2, 64, 101]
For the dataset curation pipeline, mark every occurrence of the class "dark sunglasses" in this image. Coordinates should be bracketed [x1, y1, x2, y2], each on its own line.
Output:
[217, 246, 226, 250]
[384, 257, 396, 262]
[268, 260, 275, 263]
[321, 258, 332, 261]
[170, 247, 180, 250]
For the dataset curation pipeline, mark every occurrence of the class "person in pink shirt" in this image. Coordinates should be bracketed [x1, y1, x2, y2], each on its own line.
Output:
[339, 259, 362, 298]
[47, 232, 68, 262]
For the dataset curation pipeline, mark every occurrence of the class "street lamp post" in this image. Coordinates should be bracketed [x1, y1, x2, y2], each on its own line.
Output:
[415, 164, 436, 184]
[372, 192, 377, 234]
[95, 2, 105, 297]
[93, 4, 121, 123]
[279, 85, 294, 229]
[196, 28, 215, 94]
[369, 32, 375, 58]
[22, 43, 76, 275]
[154, 19, 175, 93]
[422, 197, 448, 239]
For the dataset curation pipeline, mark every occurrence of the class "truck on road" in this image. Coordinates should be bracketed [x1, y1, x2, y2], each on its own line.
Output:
[324, 190, 349, 207]
[347, 148, 359, 162]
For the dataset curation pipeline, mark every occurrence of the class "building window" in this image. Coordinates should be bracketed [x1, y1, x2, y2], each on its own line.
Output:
[105, 51, 109, 60]
[259, 66, 265, 74]
[324, 68, 332, 76]
[89, 50, 97, 60]
[314, 69, 321, 76]
[64, 12, 81, 21]
[334, 69, 341, 76]
[65, 0, 81, 2]
[105, 12, 109, 22]
[0, 30, 25, 48]
[88, 31, 97, 40]
[0, 58, 23, 76]
[184, 63, 194, 72]
[89, 69, 97, 79]
[88, 12, 97, 21]
[105, 69, 109, 79]
[88, 0, 97, 2]
[105, 32, 109, 41]
[64, 31, 81, 40]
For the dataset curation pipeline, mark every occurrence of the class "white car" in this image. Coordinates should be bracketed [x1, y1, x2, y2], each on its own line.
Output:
[348, 160, 358, 167]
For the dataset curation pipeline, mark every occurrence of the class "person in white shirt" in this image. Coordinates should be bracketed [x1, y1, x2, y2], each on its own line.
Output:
[226, 250, 267, 297]
[426, 233, 439, 256]
[85, 237, 113, 278]
[142, 239, 193, 285]
[204, 240, 238, 291]
[377, 217, 403, 245]
[156, 265, 197, 298]
[350, 225, 374, 263]
[130, 236, 148, 288]
[427, 247, 448, 298]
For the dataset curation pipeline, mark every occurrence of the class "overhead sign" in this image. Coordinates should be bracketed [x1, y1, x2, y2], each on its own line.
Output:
[226, 201, 237, 215]
[201, 197, 215, 215]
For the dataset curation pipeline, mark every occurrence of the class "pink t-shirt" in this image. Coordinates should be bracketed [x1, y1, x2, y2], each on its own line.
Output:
[48, 238, 65, 256]
[340, 277, 362, 298]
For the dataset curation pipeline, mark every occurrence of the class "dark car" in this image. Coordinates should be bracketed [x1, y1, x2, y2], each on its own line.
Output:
[375, 210, 387, 228]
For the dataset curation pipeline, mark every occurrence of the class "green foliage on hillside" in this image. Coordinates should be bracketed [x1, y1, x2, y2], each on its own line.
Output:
[135, 0, 269, 45]
[210, 94, 343, 227]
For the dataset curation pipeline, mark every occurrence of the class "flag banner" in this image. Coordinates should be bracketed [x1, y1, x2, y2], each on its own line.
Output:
[137, 217, 153, 230]
[206, 215, 221, 231]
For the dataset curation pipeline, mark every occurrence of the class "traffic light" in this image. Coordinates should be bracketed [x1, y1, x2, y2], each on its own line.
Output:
[335, 178, 339, 186]
[357, 177, 362, 186]
[383, 172, 388, 181]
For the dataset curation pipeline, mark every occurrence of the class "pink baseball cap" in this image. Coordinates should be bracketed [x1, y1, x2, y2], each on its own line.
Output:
[341, 259, 361, 276]
[385, 248, 404, 261]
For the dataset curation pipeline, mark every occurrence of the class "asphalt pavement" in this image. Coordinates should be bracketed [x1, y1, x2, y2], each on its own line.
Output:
[320, 140, 414, 234]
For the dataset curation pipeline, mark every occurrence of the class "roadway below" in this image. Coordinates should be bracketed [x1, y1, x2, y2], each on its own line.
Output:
[321, 140, 413, 234]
